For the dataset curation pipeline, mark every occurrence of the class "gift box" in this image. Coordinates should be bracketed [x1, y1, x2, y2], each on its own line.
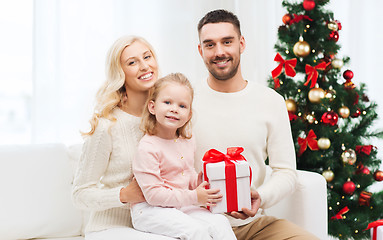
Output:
[202, 147, 252, 214]
[366, 220, 383, 240]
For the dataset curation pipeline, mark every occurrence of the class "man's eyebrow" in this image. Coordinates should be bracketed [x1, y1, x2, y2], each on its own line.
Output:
[202, 36, 235, 44]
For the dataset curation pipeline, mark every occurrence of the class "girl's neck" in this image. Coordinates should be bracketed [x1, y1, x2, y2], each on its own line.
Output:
[120, 89, 149, 117]
[154, 125, 178, 140]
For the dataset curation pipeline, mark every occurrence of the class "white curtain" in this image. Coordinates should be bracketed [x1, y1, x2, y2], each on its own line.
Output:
[32, 0, 383, 157]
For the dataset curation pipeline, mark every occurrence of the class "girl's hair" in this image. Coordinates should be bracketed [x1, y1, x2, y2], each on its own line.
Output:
[83, 35, 158, 136]
[141, 73, 194, 139]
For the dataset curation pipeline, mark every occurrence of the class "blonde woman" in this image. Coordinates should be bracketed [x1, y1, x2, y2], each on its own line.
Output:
[72, 36, 174, 240]
[131, 73, 236, 240]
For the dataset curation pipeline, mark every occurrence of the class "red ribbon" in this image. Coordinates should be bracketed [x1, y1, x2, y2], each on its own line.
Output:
[202, 147, 250, 212]
[289, 14, 313, 25]
[331, 206, 349, 220]
[304, 62, 329, 88]
[271, 53, 297, 80]
[365, 219, 383, 240]
[274, 78, 281, 89]
[298, 129, 319, 156]
[356, 145, 375, 155]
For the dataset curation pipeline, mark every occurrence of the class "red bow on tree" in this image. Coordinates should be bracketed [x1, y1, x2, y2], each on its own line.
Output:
[304, 62, 330, 88]
[331, 206, 349, 220]
[355, 145, 375, 155]
[298, 129, 319, 156]
[289, 14, 313, 25]
[271, 53, 297, 80]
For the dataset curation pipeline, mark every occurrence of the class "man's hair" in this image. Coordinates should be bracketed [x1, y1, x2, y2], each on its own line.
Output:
[197, 9, 241, 36]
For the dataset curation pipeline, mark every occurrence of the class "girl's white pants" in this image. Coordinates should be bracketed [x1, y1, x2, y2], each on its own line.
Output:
[131, 202, 237, 240]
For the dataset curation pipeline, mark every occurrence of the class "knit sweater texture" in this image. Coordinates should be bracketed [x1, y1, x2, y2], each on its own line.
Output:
[72, 108, 143, 233]
[193, 80, 298, 227]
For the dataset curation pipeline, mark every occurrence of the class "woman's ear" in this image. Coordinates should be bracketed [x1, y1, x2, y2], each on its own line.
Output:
[148, 100, 156, 115]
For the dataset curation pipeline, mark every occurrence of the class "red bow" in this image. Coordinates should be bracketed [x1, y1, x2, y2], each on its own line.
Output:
[331, 206, 349, 220]
[298, 129, 319, 156]
[202, 147, 250, 212]
[365, 219, 383, 240]
[304, 62, 329, 88]
[289, 14, 313, 25]
[273, 78, 281, 89]
[271, 53, 297, 80]
[356, 145, 375, 155]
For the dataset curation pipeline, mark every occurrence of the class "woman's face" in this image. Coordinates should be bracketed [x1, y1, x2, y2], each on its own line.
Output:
[120, 41, 158, 93]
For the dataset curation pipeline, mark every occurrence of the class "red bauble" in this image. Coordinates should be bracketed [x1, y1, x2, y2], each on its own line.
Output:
[352, 108, 361, 118]
[335, 20, 342, 30]
[303, 0, 316, 11]
[329, 31, 339, 42]
[343, 180, 356, 195]
[360, 167, 371, 175]
[374, 170, 383, 181]
[321, 111, 339, 126]
[343, 70, 354, 81]
[282, 14, 292, 25]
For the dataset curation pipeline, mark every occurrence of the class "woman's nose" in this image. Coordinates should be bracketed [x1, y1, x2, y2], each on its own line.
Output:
[140, 61, 149, 71]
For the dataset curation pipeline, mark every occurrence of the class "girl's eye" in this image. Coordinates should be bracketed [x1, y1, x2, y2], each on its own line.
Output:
[180, 104, 186, 109]
[164, 101, 170, 104]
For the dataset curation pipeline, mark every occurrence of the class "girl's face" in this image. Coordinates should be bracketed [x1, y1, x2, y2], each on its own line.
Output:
[120, 41, 158, 93]
[148, 83, 192, 139]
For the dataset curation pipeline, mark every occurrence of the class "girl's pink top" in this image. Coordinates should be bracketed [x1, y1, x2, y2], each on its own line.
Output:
[133, 134, 199, 208]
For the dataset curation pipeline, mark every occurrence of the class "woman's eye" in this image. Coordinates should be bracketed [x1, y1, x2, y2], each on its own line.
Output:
[128, 61, 136, 65]
[144, 55, 151, 59]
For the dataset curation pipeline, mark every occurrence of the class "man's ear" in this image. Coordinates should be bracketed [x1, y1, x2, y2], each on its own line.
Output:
[148, 100, 155, 115]
[198, 44, 203, 57]
[239, 35, 246, 54]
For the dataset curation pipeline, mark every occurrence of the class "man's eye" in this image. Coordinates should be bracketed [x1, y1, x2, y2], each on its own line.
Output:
[224, 41, 231, 44]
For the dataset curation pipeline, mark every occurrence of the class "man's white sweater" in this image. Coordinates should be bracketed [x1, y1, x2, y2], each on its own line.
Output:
[193, 79, 298, 227]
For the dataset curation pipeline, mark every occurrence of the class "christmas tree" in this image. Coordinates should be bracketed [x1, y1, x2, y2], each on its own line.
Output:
[267, 0, 383, 239]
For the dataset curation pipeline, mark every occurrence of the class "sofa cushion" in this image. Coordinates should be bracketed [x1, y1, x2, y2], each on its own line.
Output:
[0, 144, 83, 239]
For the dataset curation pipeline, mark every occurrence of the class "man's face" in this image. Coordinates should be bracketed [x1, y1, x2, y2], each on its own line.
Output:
[198, 22, 245, 81]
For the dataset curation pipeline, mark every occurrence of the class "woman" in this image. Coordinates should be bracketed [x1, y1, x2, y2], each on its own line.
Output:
[72, 36, 174, 240]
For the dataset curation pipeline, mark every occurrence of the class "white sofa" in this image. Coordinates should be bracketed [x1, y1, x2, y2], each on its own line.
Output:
[0, 143, 328, 240]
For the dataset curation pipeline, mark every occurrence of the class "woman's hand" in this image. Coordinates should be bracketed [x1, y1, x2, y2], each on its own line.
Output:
[120, 177, 145, 204]
[196, 181, 222, 206]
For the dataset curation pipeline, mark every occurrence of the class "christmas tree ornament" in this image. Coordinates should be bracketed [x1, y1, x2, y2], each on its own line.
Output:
[282, 14, 292, 25]
[342, 179, 356, 195]
[359, 191, 372, 206]
[298, 129, 319, 156]
[271, 53, 297, 79]
[331, 206, 349, 220]
[329, 31, 339, 42]
[327, 21, 339, 31]
[308, 87, 325, 103]
[325, 87, 336, 101]
[335, 20, 342, 30]
[374, 170, 383, 181]
[321, 111, 339, 126]
[303, 0, 316, 11]
[338, 106, 350, 118]
[351, 108, 361, 118]
[360, 167, 370, 175]
[285, 99, 297, 113]
[304, 62, 329, 88]
[341, 149, 357, 165]
[331, 58, 344, 69]
[355, 145, 374, 155]
[322, 168, 334, 182]
[343, 69, 354, 81]
[293, 38, 311, 57]
[305, 113, 315, 124]
[318, 137, 331, 150]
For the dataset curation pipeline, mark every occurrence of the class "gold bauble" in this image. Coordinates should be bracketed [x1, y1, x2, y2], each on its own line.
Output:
[285, 99, 297, 113]
[318, 137, 331, 150]
[322, 169, 335, 182]
[331, 58, 344, 69]
[338, 106, 350, 118]
[305, 114, 315, 124]
[341, 149, 357, 165]
[325, 88, 336, 101]
[293, 40, 311, 57]
[327, 21, 339, 31]
[308, 87, 325, 103]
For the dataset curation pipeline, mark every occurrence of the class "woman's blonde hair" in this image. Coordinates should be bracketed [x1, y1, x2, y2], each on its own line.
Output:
[83, 36, 158, 136]
[141, 73, 194, 139]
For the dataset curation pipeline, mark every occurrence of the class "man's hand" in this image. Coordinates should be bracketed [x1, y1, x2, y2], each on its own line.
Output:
[228, 189, 261, 220]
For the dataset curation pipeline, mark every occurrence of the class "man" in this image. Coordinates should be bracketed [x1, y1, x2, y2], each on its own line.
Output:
[193, 9, 319, 240]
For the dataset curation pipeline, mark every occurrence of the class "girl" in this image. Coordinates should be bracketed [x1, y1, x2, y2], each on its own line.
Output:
[131, 73, 237, 240]
[72, 36, 174, 240]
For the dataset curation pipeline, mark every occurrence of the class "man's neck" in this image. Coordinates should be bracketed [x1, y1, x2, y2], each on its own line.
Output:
[207, 73, 247, 93]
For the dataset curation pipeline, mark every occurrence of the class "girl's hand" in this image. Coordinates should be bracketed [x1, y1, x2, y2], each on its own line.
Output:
[196, 181, 222, 206]
[120, 177, 145, 204]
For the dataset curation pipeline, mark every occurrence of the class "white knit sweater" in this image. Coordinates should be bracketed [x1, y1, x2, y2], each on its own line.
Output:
[72, 108, 143, 233]
[193, 80, 298, 227]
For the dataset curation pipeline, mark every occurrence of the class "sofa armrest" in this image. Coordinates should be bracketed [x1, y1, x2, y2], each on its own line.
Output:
[264, 169, 328, 240]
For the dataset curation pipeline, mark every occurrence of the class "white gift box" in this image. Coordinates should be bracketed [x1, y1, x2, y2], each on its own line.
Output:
[371, 225, 383, 240]
[203, 160, 251, 213]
